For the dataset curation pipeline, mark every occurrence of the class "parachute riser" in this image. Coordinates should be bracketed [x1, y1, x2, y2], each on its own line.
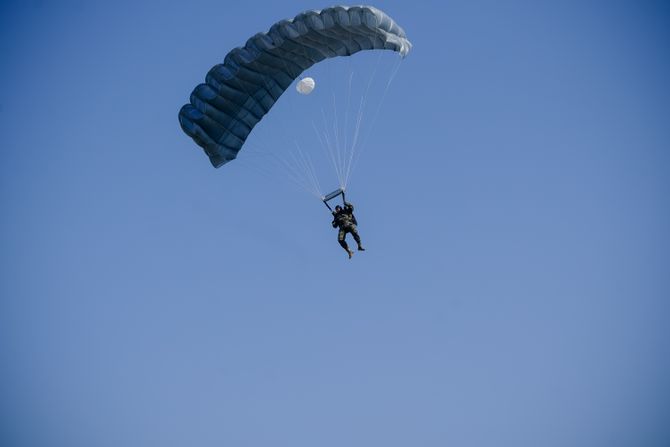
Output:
[322, 188, 346, 212]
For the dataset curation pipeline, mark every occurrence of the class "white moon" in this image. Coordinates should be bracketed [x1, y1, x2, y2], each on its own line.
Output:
[296, 77, 316, 95]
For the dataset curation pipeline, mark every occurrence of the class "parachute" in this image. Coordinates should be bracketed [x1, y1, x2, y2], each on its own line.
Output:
[178, 5, 412, 168]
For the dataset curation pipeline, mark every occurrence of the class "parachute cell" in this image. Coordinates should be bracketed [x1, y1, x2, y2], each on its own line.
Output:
[178, 5, 412, 168]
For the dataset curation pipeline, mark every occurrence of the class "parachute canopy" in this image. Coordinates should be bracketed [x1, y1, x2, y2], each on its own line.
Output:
[179, 5, 412, 168]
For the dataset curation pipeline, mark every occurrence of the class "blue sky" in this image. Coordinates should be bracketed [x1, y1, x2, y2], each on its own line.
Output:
[1, 1, 669, 446]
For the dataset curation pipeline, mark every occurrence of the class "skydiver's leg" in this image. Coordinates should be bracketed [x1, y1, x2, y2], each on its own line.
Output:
[338, 228, 353, 258]
[350, 226, 365, 251]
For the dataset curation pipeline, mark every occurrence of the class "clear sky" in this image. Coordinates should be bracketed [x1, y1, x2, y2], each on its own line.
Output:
[1, 1, 669, 446]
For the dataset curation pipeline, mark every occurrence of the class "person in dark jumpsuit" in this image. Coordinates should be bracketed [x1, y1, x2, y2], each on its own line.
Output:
[331, 202, 365, 259]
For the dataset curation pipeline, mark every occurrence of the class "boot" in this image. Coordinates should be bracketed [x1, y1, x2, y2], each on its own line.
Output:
[357, 245, 365, 251]
[347, 249, 354, 259]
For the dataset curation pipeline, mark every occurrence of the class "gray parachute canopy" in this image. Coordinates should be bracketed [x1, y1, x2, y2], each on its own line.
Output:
[178, 5, 412, 168]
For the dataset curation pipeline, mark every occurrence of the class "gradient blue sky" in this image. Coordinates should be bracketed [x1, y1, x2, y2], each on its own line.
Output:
[1, 1, 669, 446]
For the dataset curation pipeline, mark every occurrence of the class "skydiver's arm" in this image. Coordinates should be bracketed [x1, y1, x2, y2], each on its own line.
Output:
[344, 202, 354, 211]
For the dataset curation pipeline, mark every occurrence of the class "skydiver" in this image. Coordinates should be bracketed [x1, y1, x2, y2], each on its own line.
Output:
[331, 202, 365, 259]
